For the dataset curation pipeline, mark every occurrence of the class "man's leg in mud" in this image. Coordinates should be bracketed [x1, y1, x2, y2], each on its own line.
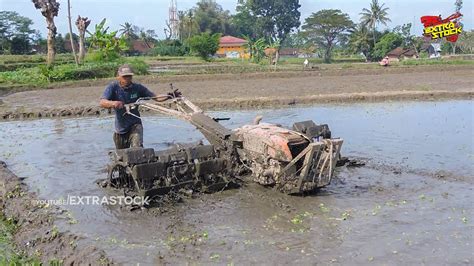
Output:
[113, 132, 130, 149]
[128, 124, 144, 148]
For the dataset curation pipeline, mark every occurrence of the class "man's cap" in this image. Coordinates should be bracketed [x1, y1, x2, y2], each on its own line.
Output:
[117, 64, 134, 76]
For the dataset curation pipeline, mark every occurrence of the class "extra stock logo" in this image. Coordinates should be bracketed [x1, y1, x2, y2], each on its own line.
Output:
[420, 12, 463, 42]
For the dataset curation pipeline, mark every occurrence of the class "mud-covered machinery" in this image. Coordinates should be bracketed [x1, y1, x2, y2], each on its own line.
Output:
[108, 144, 233, 198]
[234, 120, 342, 193]
[106, 91, 343, 197]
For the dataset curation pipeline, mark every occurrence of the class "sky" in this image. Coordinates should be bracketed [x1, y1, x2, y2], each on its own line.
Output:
[1, 0, 472, 39]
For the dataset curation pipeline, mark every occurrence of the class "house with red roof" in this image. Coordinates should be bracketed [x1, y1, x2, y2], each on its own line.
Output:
[217, 35, 250, 59]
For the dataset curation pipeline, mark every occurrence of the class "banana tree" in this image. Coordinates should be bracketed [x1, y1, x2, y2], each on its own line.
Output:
[87, 19, 128, 60]
[243, 36, 267, 63]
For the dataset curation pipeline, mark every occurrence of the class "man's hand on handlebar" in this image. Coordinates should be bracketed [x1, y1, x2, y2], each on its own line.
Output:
[167, 89, 182, 99]
[113, 101, 124, 109]
[100, 99, 124, 109]
[120, 89, 184, 113]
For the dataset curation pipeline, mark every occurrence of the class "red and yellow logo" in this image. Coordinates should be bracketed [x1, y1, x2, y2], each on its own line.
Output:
[420, 12, 463, 42]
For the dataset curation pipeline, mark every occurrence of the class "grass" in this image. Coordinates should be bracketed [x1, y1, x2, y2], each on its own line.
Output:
[400, 58, 474, 66]
[0, 54, 73, 64]
[141, 55, 206, 65]
[0, 54, 75, 72]
[0, 58, 149, 88]
[279, 56, 366, 65]
[161, 63, 289, 75]
[0, 214, 40, 264]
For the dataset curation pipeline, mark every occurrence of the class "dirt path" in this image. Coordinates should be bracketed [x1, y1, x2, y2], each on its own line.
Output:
[0, 65, 472, 120]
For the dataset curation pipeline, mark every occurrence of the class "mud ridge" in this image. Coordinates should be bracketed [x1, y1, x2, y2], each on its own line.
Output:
[0, 90, 472, 121]
[0, 161, 112, 264]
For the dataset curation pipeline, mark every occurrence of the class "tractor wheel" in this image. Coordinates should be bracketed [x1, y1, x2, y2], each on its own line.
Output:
[108, 164, 135, 190]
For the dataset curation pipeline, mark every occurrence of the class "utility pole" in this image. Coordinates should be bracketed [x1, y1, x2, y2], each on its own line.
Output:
[67, 0, 79, 65]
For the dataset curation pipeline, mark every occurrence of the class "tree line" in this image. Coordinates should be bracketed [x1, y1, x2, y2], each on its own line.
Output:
[0, 0, 471, 65]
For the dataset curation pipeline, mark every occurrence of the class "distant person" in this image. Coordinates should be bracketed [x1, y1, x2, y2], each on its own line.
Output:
[304, 59, 309, 69]
[99, 64, 171, 149]
[379, 56, 390, 67]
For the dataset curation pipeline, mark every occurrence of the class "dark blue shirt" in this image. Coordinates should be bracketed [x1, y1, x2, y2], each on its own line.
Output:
[101, 81, 155, 134]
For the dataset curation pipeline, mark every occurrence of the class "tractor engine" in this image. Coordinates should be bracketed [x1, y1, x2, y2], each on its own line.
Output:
[234, 120, 342, 194]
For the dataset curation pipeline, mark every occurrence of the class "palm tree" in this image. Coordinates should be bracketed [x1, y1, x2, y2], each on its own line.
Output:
[119, 22, 136, 39]
[178, 10, 198, 41]
[360, 0, 391, 47]
[349, 23, 371, 61]
[139, 30, 157, 48]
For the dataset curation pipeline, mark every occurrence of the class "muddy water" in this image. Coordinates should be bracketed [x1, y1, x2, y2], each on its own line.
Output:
[0, 100, 472, 264]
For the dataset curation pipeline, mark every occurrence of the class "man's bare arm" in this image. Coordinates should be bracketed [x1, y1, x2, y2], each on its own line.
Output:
[152, 94, 171, 102]
[100, 99, 124, 109]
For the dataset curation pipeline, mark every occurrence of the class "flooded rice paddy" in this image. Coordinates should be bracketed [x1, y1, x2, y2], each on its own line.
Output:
[0, 100, 472, 264]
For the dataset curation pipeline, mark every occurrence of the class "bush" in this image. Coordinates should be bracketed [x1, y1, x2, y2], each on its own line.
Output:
[0, 59, 149, 85]
[124, 58, 149, 75]
[186, 33, 221, 61]
[85, 50, 122, 62]
[38, 63, 116, 82]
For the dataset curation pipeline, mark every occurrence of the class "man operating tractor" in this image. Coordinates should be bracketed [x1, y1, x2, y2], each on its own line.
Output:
[100, 64, 179, 149]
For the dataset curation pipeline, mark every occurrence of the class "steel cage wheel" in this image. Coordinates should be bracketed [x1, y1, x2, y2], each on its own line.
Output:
[108, 164, 134, 190]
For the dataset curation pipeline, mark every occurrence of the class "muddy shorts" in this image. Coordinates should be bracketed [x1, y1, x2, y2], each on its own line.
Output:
[113, 124, 143, 149]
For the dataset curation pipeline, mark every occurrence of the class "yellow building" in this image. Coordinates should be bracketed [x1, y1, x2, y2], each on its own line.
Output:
[217, 36, 250, 59]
